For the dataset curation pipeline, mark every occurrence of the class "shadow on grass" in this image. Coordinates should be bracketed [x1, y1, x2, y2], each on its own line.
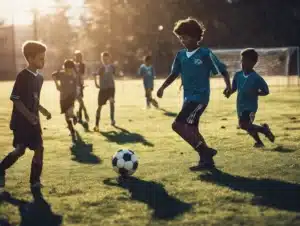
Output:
[284, 127, 300, 131]
[271, 145, 297, 153]
[0, 188, 62, 226]
[103, 177, 192, 219]
[70, 131, 101, 164]
[100, 126, 154, 147]
[199, 169, 300, 212]
[158, 108, 177, 118]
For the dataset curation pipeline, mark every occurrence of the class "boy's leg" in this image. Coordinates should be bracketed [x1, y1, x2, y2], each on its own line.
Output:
[94, 105, 102, 131]
[145, 89, 151, 108]
[149, 90, 159, 108]
[77, 97, 89, 122]
[30, 146, 44, 188]
[65, 111, 76, 143]
[0, 144, 26, 188]
[109, 98, 115, 126]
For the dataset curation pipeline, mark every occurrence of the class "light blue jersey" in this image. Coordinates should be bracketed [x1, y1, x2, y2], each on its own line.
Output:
[139, 64, 155, 89]
[171, 47, 226, 104]
[232, 70, 269, 115]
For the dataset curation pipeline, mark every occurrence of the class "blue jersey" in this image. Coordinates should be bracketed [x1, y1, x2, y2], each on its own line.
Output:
[171, 47, 226, 104]
[139, 64, 155, 89]
[232, 71, 269, 115]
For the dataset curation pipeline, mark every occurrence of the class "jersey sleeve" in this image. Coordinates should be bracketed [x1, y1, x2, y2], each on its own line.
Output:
[208, 51, 227, 75]
[256, 75, 269, 94]
[10, 74, 26, 101]
[170, 52, 181, 76]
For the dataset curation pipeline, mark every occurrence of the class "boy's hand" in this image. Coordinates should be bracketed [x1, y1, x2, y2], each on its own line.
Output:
[44, 111, 52, 120]
[223, 87, 232, 98]
[157, 87, 164, 98]
[28, 114, 39, 125]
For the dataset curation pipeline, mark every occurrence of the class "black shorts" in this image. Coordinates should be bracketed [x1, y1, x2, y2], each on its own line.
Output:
[238, 111, 256, 126]
[98, 88, 115, 106]
[175, 101, 207, 126]
[13, 127, 43, 150]
[60, 95, 76, 114]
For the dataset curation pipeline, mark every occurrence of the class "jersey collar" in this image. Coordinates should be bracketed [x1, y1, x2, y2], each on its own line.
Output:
[26, 68, 39, 77]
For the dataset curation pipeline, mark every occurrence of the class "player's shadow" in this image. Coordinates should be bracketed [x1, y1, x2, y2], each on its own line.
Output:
[270, 145, 296, 153]
[199, 169, 300, 212]
[159, 108, 177, 118]
[70, 131, 101, 164]
[100, 126, 154, 147]
[0, 188, 62, 226]
[103, 177, 192, 219]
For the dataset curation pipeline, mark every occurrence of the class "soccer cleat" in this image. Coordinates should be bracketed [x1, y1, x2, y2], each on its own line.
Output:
[93, 126, 100, 132]
[254, 142, 265, 148]
[190, 159, 215, 171]
[262, 123, 275, 143]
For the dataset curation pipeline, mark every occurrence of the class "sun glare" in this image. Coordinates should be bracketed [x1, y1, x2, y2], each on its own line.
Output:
[0, 0, 85, 25]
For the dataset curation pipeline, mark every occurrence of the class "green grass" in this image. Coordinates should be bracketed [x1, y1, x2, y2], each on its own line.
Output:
[0, 78, 300, 226]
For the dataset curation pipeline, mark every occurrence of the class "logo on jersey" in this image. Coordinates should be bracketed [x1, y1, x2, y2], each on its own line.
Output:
[194, 59, 203, 65]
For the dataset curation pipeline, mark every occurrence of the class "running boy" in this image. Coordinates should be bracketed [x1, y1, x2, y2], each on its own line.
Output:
[74, 50, 89, 123]
[93, 52, 116, 132]
[0, 41, 51, 190]
[138, 55, 159, 109]
[225, 48, 275, 147]
[52, 59, 78, 143]
[157, 17, 231, 170]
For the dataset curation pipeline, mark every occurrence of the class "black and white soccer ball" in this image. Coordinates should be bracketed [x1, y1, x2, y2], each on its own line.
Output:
[112, 149, 138, 176]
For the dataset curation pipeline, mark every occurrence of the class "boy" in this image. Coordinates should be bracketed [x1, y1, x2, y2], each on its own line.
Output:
[138, 55, 159, 109]
[225, 48, 275, 147]
[157, 17, 231, 170]
[93, 52, 116, 132]
[52, 59, 78, 143]
[0, 41, 51, 190]
[74, 50, 89, 123]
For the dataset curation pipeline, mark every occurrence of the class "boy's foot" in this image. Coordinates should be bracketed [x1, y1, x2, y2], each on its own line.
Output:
[190, 159, 215, 171]
[254, 142, 265, 148]
[111, 120, 116, 126]
[0, 172, 5, 191]
[262, 123, 275, 143]
[93, 126, 99, 132]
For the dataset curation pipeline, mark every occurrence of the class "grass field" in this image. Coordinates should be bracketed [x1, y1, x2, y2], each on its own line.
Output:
[0, 78, 300, 226]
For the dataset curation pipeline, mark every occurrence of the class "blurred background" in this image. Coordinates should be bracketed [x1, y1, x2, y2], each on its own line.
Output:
[0, 0, 300, 80]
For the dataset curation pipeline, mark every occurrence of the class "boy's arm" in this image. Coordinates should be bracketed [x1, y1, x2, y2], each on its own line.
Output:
[13, 100, 38, 125]
[52, 71, 61, 91]
[39, 104, 51, 119]
[94, 74, 100, 88]
[257, 76, 269, 96]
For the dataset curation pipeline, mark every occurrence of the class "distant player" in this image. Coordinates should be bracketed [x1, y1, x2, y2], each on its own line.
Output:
[225, 48, 275, 147]
[138, 55, 159, 109]
[74, 50, 89, 123]
[52, 60, 78, 143]
[0, 41, 51, 190]
[93, 52, 116, 132]
[157, 17, 232, 170]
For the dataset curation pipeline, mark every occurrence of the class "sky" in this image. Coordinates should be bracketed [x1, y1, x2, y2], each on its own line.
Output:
[0, 0, 86, 25]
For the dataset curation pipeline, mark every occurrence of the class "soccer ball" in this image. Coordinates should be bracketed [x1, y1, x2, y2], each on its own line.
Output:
[112, 149, 138, 176]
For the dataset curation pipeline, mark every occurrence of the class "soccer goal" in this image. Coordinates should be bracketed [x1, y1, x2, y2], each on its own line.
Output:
[213, 47, 300, 85]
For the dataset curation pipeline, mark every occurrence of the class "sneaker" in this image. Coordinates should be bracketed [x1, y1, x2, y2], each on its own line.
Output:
[262, 123, 275, 143]
[111, 120, 116, 126]
[0, 172, 5, 191]
[190, 159, 215, 171]
[93, 126, 99, 132]
[254, 142, 265, 148]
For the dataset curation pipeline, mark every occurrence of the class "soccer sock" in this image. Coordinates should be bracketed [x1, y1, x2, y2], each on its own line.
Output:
[172, 121, 207, 152]
[30, 150, 43, 184]
[252, 124, 267, 134]
[66, 119, 75, 134]
[146, 98, 151, 107]
[95, 107, 101, 127]
[78, 106, 83, 120]
[110, 102, 115, 122]
[247, 125, 263, 144]
[0, 148, 25, 173]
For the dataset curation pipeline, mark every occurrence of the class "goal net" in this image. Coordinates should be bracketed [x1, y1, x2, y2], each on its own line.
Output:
[212, 47, 300, 77]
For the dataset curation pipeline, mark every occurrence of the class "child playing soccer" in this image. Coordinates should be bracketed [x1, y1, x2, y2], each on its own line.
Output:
[225, 48, 275, 147]
[52, 59, 78, 143]
[0, 41, 51, 190]
[157, 17, 232, 170]
[93, 52, 116, 132]
[74, 50, 89, 123]
[138, 55, 159, 109]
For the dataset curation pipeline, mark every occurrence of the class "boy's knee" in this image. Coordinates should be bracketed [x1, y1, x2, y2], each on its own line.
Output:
[239, 121, 251, 131]
[11, 145, 26, 157]
[33, 147, 44, 165]
[109, 98, 115, 104]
